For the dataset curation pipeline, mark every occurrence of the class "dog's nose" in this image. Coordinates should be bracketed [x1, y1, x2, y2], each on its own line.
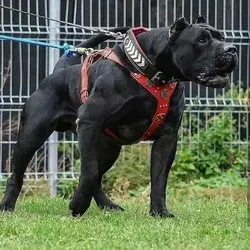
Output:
[224, 45, 237, 55]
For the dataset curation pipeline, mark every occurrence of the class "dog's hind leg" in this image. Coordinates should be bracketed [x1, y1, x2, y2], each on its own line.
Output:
[0, 90, 58, 212]
[93, 135, 124, 211]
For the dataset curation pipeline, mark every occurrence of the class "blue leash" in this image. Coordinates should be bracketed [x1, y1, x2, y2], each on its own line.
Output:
[0, 34, 76, 57]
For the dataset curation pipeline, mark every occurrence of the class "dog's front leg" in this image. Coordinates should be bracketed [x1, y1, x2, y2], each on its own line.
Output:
[69, 102, 107, 217]
[150, 132, 178, 218]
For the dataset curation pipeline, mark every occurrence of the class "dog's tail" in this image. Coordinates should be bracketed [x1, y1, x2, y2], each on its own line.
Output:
[75, 27, 129, 48]
[53, 27, 129, 73]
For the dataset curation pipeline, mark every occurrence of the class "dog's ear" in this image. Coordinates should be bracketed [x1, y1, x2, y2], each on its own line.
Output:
[195, 15, 207, 24]
[170, 17, 189, 34]
[169, 17, 189, 45]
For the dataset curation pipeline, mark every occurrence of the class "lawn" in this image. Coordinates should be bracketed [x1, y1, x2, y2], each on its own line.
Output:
[0, 188, 248, 250]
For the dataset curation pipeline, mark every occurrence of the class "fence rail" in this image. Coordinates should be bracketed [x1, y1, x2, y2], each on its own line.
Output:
[0, 0, 249, 193]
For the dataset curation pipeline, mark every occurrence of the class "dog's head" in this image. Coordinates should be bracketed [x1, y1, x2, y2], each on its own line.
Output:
[168, 16, 238, 88]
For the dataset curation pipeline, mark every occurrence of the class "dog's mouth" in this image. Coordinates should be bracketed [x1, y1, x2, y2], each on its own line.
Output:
[196, 74, 229, 88]
[194, 59, 236, 88]
[195, 69, 230, 88]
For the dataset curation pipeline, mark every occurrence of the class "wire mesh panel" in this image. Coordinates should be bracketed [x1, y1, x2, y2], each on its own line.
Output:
[0, 0, 49, 182]
[0, 0, 249, 191]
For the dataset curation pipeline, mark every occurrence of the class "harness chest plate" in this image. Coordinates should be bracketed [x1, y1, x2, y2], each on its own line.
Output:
[130, 73, 177, 140]
[80, 48, 177, 143]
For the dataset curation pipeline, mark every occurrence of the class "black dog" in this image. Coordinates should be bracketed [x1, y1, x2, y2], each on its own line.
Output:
[0, 17, 238, 218]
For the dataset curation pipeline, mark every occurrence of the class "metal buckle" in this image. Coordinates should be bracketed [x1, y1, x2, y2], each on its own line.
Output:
[151, 71, 164, 83]
[151, 73, 177, 85]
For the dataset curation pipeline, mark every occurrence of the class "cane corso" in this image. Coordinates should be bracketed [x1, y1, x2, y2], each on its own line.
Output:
[0, 16, 238, 218]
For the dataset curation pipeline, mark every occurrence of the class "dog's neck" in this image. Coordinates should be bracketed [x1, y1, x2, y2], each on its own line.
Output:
[136, 28, 188, 82]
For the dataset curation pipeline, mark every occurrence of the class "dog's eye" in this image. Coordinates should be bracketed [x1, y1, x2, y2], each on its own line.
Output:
[220, 37, 225, 41]
[198, 38, 208, 45]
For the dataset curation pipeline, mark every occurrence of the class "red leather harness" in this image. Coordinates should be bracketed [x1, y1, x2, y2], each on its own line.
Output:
[80, 48, 177, 142]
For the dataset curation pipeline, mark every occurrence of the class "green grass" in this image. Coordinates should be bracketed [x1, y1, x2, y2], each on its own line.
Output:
[0, 189, 248, 250]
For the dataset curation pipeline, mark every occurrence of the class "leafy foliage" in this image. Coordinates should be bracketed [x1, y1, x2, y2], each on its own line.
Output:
[171, 112, 247, 182]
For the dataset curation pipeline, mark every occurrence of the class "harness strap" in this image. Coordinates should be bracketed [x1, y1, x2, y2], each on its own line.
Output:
[131, 74, 177, 140]
[80, 52, 102, 103]
[102, 47, 124, 67]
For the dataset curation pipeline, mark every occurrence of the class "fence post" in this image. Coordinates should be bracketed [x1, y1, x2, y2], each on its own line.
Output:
[48, 0, 61, 197]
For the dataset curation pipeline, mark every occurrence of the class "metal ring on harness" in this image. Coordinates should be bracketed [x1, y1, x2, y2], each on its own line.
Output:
[64, 45, 96, 57]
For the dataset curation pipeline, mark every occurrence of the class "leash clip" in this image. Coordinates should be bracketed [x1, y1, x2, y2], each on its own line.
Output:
[97, 29, 125, 39]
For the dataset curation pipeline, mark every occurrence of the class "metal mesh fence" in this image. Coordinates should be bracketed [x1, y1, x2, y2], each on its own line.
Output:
[0, 0, 249, 192]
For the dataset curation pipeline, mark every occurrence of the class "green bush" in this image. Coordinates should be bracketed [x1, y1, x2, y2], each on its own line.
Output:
[171, 112, 247, 182]
[190, 170, 246, 189]
[57, 179, 78, 199]
[103, 145, 150, 193]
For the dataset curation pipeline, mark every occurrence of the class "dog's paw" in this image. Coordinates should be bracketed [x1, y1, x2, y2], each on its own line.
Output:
[98, 203, 125, 212]
[150, 209, 174, 218]
[0, 201, 15, 212]
[69, 190, 92, 217]
[69, 198, 92, 217]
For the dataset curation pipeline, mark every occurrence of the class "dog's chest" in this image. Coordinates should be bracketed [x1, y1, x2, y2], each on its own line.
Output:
[106, 84, 185, 145]
[108, 105, 180, 145]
